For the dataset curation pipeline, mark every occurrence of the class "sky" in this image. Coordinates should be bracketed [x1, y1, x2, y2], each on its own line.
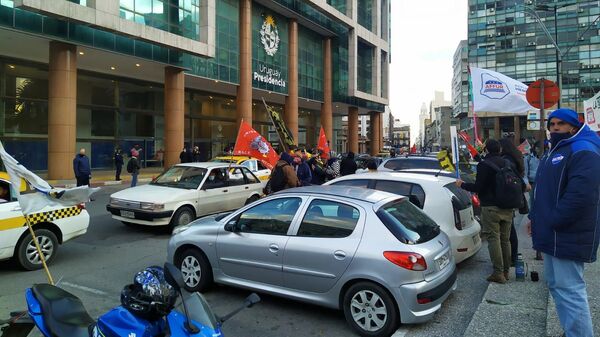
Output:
[389, 0, 467, 143]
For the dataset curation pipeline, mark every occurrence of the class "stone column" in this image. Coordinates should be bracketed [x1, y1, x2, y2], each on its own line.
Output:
[321, 38, 333, 144]
[369, 111, 381, 155]
[236, 0, 252, 126]
[48, 42, 77, 179]
[164, 67, 185, 168]
[284, 19, 299, 143]
[348, 107, 359, 153]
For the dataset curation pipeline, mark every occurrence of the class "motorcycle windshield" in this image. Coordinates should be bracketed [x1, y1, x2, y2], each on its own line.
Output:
[176, 292, 218, 330]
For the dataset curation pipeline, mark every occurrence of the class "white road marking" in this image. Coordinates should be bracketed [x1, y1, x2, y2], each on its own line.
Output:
[392, 327, 410, 337]
[61, 282, 108, 296]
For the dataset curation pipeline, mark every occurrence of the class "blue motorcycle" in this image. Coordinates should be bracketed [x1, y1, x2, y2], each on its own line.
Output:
[1, 263, 260, 337]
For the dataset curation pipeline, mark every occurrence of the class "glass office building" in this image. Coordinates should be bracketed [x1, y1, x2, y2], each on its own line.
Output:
[0, 0, 390, 178]
[467, 0, 600, 139]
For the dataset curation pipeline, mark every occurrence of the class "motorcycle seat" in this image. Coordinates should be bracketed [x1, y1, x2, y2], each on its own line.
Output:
[32, 284, 95, 337]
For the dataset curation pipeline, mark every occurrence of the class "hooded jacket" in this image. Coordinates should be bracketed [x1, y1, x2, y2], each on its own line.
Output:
[294, 159, 312, 186]
[529, 125, 600, 263]
[274, 152, 299, 190]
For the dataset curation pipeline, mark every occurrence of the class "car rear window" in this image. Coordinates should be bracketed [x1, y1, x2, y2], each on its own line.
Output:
[376, 199, 440, 244]
[444, 183, 472, 210]
[383, 158, 441, 171]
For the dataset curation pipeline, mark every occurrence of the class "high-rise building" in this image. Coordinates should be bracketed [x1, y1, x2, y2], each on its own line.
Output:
[0, 0, 390, 177]
[467, 0, 600, 140]
[452, 40, 470, 131]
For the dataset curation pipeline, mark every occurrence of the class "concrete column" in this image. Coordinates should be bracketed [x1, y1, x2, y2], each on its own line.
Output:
[236, 0, 252, 127]
[284, 19, 299, 143]
[48, 41, 77, 179]
[378, 110, 384, 151]
[164, 67, 185, 168]
[494, 117, 501, 139]
[514, 116, 521, 145]
[348, 107, 359, 153]
[306, 113, 317, 149]
[321, 38, 333, 144]
[369, 111, 381, 155]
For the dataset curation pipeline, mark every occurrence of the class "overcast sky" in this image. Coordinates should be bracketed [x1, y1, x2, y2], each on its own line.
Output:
[389, 0, 467, 142]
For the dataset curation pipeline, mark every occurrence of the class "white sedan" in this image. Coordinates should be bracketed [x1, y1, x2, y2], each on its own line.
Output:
[325, 172, 482, 263]
[106, 163, 264, 230]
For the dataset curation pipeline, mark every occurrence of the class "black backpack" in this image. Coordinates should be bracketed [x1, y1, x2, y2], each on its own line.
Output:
[127, 158, 136, 173]
[485, 159, 523, 209]
[270, 164, 288, 192]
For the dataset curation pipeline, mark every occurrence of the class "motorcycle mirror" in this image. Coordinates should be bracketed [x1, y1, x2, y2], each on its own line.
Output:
[163, 262, 184, 291]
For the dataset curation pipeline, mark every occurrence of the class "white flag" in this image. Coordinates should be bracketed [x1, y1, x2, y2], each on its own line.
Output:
[583, 91, 600, 132]
[0, 142, 100, 215]
[470, 67, 535, 114]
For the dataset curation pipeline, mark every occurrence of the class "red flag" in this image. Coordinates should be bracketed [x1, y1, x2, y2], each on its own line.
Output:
[233, 121, 279, 170]
[317, 127, 330, 160]
[410, 144, 417, 154]
[457, 131, 480, 158]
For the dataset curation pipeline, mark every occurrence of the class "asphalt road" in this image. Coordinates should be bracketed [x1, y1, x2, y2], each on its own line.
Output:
[0, 184, 490, 337]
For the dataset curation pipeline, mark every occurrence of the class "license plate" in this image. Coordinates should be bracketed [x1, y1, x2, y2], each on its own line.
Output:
[120, 210, 135, 218]
[436, 252, 450, 270]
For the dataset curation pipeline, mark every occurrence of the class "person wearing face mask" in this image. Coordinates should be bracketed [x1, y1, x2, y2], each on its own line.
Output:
[293, 149, 312, 186]
[527, 108, 600, 337]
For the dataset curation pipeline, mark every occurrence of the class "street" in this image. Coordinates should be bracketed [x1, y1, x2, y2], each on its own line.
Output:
[0, 184, 490, 337]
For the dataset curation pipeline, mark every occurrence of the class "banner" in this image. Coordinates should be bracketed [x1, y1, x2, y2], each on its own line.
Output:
[450, 126, 460, 178]
[262, 98, 296, 152]
[317, 127, 330, 160]
[470, 67, 534, 114]
[233, 120, 279, 170]
[0, 142, 99, 215]
[458, 131, 479, 158]
[583, 91, 600, 132]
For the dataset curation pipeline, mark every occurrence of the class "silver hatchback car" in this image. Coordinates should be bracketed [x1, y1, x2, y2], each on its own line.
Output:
[167, 186, 457, 337]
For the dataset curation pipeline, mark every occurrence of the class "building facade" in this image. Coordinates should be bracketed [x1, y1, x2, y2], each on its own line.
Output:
[467, 0, 600, 140]
[0, 0, 390, 177]
[452, 40, 470, 131]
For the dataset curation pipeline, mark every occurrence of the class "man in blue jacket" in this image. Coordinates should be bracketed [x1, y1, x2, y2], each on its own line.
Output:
[73, 148, 91, 186]
[529, 108, 600, 337]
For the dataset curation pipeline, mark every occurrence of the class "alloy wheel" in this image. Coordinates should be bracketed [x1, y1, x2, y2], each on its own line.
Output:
[181, 255, 201, 287]
[26, 235, 54, 265]
[349, 290, 388, 332]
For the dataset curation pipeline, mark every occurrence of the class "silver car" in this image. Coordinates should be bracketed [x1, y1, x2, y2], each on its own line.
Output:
[167, 186, 457, 337]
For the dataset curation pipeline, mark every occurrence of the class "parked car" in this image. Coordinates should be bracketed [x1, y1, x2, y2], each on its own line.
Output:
[168, 186, 457, 337]
[0, 173, 90, 270]
[355, 155, 384, 173]
[106, 163, 264, 230]
[325, 172, 481, 263]
[210, 155, 271, 181]
[378, 156, 442, 171]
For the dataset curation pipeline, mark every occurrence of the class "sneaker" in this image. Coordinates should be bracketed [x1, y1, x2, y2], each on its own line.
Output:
[486, 273, 507, 284]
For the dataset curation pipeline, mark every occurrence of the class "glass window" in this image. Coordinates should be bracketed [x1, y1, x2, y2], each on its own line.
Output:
[241, 159, 257, 172]
[241, 167, 259, 184]
[329, 179, 370, 188]
[297, 199, 360, 238]
[382, 158, 441, 170]
[373, 180, 412, 196]
[227, 167, 245, 186]
[151, 166, 206, 189]
[376, 199, 440, 245]
[203, 167, 227, 189]
[237, 197, 302, 235]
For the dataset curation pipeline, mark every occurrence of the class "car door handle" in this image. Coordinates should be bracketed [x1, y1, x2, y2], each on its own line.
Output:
[334, 250, 346, 260]
[223, 189, 228, 192]
[12, 206, 21, 211]
[269, 244, 279, 253]
[245, 186, 249, 189]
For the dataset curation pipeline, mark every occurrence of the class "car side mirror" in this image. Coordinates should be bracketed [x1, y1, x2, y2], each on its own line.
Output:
[224, 219, 239, 232]
[408, 195, 422, 209]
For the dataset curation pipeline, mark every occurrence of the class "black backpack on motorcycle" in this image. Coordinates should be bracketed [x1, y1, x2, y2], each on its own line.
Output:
[485, 159, 523, 209]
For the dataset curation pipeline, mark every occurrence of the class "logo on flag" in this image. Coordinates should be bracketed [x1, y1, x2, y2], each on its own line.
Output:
[233, 121, 279, 170]
[481, 73, 510, 99]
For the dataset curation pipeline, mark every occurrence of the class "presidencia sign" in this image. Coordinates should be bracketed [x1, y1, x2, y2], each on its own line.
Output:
[253, 11, 287, 90]
[584, 91, 600, 132]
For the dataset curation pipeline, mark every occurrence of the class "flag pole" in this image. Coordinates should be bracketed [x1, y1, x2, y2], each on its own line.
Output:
[24, 216, 54, 285]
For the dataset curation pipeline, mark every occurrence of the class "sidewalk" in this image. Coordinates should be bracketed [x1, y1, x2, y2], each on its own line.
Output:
[41, 167, 165, 188]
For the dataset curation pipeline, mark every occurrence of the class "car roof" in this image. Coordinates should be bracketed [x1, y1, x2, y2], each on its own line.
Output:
[175, 162, 244, 169]
[384, 156, 438, 161]
[332, 171, 455, 184]
[275, 185, 403, 204]
[212, 156, 253, 161]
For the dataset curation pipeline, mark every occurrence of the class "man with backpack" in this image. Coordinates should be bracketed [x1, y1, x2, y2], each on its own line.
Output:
[265, 152, 299, 194]
[456, 139, 523, 284]
[127, 152, 141, 187]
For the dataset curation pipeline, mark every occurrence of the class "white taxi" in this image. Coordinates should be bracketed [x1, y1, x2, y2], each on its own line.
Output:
[106, 163, 265, 230]
[0, 173, 90, 270]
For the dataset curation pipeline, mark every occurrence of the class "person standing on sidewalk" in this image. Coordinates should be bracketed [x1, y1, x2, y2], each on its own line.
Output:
[456, 139, 514, 284]
[127, 152, 141, 187]
[340, 151, 358, 176]
[73, 148, 91, 187]
[114, 148, 124, 181]
[529, 108, 600, 337]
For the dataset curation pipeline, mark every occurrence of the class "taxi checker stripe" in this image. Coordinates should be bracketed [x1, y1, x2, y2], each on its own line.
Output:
[25, 206, 82, 225]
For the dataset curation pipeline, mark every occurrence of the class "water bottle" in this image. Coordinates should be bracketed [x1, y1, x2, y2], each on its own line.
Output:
[515, 253, 525, 281]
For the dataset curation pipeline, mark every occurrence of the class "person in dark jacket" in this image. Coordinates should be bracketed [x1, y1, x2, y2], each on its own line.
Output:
[114, 148, 124, 181]
[272, 152, 299, 192]
[192, 146, 201, 162]
[528, 108, 600, 337]
[308, 151, 326, 185]
[340, 151, 358, 176]
[456, 139, 514, 284]
[129, 152, 141, 187]
[179, 147, 189, 163]
[293, 149, 312, 186]
[73, 148, 91, 187]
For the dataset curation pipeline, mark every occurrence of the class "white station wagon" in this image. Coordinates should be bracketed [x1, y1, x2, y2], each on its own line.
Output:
[106, 163, 264, 230]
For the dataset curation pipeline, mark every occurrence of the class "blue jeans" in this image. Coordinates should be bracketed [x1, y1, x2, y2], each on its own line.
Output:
[131, 173, 138, 187]
[544, 253, 594, 337]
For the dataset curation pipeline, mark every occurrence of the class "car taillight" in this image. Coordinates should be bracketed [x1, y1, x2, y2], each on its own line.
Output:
[471, 194, 480, 208]
[383, 251, 427, 271]
[451, 197, 462, 230]
[76, 203, 86, 209]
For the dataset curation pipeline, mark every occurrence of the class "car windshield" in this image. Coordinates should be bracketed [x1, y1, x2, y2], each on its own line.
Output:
[383, 158, 441, 170]
[150, 166, 207, 189]
[210, 158, 236, 163]
[376, 198, 440, 244]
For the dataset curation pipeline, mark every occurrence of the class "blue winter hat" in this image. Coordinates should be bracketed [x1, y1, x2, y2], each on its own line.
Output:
[547, 108, 581, 130]
[280, 151, 294, 165]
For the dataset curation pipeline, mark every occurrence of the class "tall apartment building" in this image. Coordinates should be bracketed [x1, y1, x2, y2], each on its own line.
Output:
[467, 0, 600, 140]
[452, 40, 470, 131]
[0, 0, 390, 177]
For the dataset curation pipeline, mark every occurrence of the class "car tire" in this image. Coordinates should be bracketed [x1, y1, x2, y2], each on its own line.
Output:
[342, 282, 399, 337]
[169, 207, 195, 232]
[16, 229, 59, 271]
[244, 194, 260, 205]
[177, 248, 213, 292]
